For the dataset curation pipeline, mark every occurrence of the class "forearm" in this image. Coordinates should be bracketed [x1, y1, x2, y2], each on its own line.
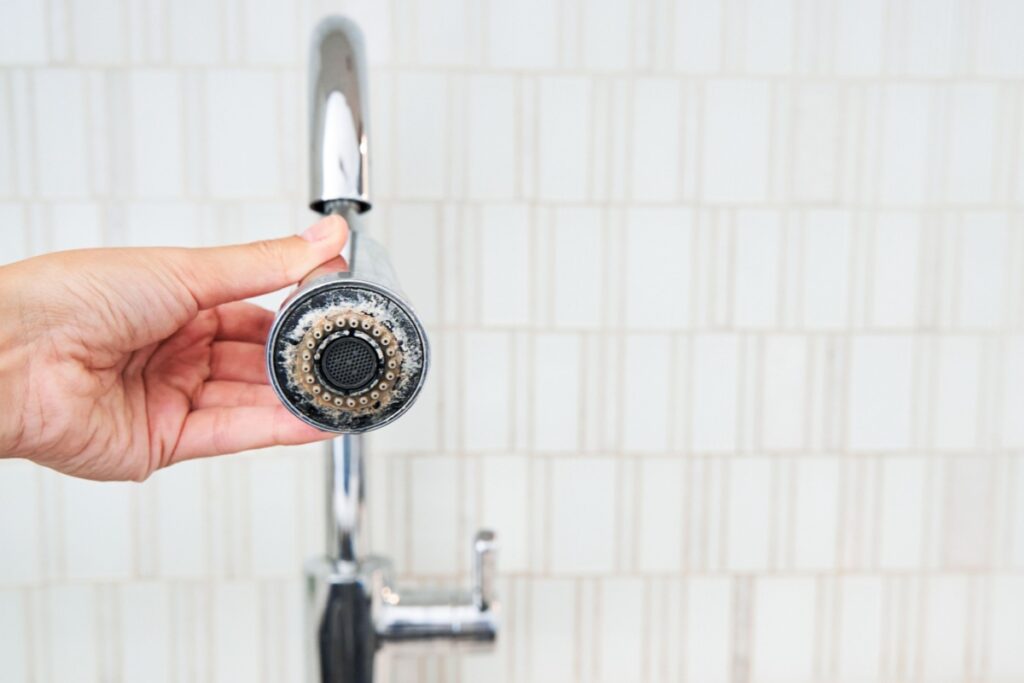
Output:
[0, 264, 31, 458]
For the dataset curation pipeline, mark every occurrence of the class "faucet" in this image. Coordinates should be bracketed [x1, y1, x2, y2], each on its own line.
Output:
[263, 17, 499, 683]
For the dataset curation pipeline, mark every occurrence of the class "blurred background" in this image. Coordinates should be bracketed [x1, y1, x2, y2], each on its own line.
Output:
[2, 0, 1024, 681]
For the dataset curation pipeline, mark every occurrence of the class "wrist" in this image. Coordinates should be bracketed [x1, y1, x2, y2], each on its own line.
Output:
[0, 265, 31, 458]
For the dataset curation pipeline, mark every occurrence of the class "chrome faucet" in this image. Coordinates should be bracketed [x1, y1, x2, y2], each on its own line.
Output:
[264, 17, 499, 683]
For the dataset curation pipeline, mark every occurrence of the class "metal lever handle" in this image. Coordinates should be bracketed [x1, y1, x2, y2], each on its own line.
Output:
[472, 529, 497, 611]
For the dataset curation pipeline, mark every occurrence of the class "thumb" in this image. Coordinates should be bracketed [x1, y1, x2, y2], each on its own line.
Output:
[176, 215, 348, 309]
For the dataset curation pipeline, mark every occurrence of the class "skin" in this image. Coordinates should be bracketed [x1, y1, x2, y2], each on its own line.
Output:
[0, 216, 349, 481]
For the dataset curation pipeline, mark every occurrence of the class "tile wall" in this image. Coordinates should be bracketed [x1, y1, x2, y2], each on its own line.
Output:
[1, 0, 1023, 681]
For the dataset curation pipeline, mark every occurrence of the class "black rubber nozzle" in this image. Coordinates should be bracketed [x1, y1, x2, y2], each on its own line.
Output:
[319, 336, 379, 392]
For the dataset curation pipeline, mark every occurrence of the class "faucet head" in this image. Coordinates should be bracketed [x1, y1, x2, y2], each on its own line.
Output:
[266, 278, 428, 433]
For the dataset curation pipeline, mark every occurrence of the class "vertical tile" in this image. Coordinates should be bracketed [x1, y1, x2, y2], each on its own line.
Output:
[624, 208, 692, 329]
[249, 456, 298, 577]
[537, 77, 591, 201]
[638, 458, 684, 572]
[847, 336, 915, 451]
[622, 334, 672, 452]
[532, 334, 581, 452]
[0, 461, 40, 582]
[702, 80, 770, 202]
[944, 458, 993, 569]
[933, 337, 980, 449]
[790, 84, 841, 202]
[835, 577, 883, 680]
[410, 456, 459, 574]
[630, 78, 681, 201]
[581, 0, 632, 70]
[0, 0, 48, 62]
[33, 71, 90, 199]
[414, 0, 468, 66]
[241, 0, 298, 65]
[120, 582, 171, 683]
[975, 0, 1024, 76]
[1002, 336, 1024, 448]
[879, 457, 926, 569]
[62, 479, 134, 580]
[168, 0, 222, 64]
[70, 0, 126, 63]
[480, 455, 530, 572]
[921, 577, 967, 679]
[124, 202, 205, 246]
[762, 336, 806, 450]
[212, 582, 260, 683]
[552, 207, 604, 328]
[155, 461, 208, 578]
[734, 209, 780, 327]
[388, 203, 441, 325]
[486, 0, 559, 68]
[870, 211, 920, 327]
[130, 70, 184, 198]
[802, 209, 851, 329]
[48, 585, 99, 683]
[479, 204, 530, 325]
[672, 0, 722, 72]
[692, 334, 738, 453]
[462, 332, 512, 451]
[465, 75, 517, 200]
[834, 0, 886, 75]
[959, 212, 1008, 329]
[903, 0, 958, 75]
[683, 578, 732, 683]
[0, 589, 29, 683]
[793, 458, 839, 570]
[527, 579, 576, 682]
[206, 70, 281, 198]
[946, 85, 997, 203]
[988, 576, 1024, 676]
[752, 578, 816, 683]
[598, 579, 645, 682]
[879, 85, 933, 205]
[550, 458, 616, 574]
[395, 72, 448, 199]
[726, 458, 772, 571]
[743, 0, 793, 74]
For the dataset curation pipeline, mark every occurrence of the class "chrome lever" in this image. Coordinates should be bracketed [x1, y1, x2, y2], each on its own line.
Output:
[472, 529, 497, 611]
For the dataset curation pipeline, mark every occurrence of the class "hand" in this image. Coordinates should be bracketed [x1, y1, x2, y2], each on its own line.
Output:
[0, 216, 349, 481]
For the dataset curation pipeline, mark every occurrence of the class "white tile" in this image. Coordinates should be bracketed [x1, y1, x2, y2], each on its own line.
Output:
[836, 577, 883, 680]
[933, 337, 980, 449]
[50, 202, 103, 249]
[550, 458, 616, 574]
[847, 336, 914, 451]
[946, 85, 996, 203]
[33, 71, 90, 199]
[528, 579, 576, 682]
[120, 583, 171, 683]
[581, 0, 632, 70]
[47, 586, 98, 683]
[624, 208, 692, 329]
[734, 209, 780, 327]
[0, 590, 28, 683]
[802, 209, 850, 329]
[1014, 456, 1024, 567]
[63, 479, 134, 580]
[921, 577, 967, 679]
[743, 0, 793, 74]
[989, 576, 1024, 677]
[683, 578, 731, 683]
[249, 457, 298, 577]
[762, 336, 806, 450]
[537, 77, 591, 201]
[622, 334, 672, 452]
[463, 332, 511, 451]
[630, 78, 681, 201]
[0, 461, 40, 583]
[1002, 336, 1024, 448]
[486, 0, 559, 68]
[638, 458, 683, 572]
[212, 582, 260, 683]
[879, 85, 932, 205]
[241, 0, 297, 65]
[793, 458, 839, 570]
[944, 458, 992, 568]
[598, 579, 645, 681]
[702, 80, 770, 203]
[672, 0, 722, 72]
[129, 71, 184, 198]
[155, 461, 207, 578]
[168, 0, 221, 64]
[726, 458, 772, 571]
[480, 456, 529, 572]
[959, 212, 1008, 329]
[976, 0, 1024, 76]
[879, 457, 926, 569]
[904, 0, 958, 76]
[410, 456, 459, 574]
[415, 0, 468, 66]
[752, 578, 816, 683]
[0, 0, 47, 63]
[395, 72, 448, 199]
[0, 205, 28, 263]
[124, 202, 204, 246]
[552, 207, 604, 328]
[206, 70, 280, 199]
[871, 211, 920, 327]
[834, 0, 886, 75]
[465, 75, 517, 200]
[692, 334, 738, 452]
[71, 0, 126, 63]
[388, 203, 441, 325]
[791, 84, 840, 201]
[479, 204, 529, 325]
[532, 334, 580, 452]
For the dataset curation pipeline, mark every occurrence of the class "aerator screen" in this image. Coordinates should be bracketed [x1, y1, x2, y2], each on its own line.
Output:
[320, 336, 379, 391]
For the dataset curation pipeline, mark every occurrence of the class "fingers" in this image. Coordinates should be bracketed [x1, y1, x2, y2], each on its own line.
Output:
[193, 380, 281, 409]
[174, 215, 348, 310]
[214, 302, 275, 343]
[170, 405, 334, 463]
[209, 341, 267, 383]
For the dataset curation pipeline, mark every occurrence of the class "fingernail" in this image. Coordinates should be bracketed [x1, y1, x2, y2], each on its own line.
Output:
[300, 219, 336, 242]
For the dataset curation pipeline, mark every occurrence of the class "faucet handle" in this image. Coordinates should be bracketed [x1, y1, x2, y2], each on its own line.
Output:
[472, 529, 497, 611]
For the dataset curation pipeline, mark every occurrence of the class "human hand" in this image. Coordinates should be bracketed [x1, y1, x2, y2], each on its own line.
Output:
[0, 216, 348, 481]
